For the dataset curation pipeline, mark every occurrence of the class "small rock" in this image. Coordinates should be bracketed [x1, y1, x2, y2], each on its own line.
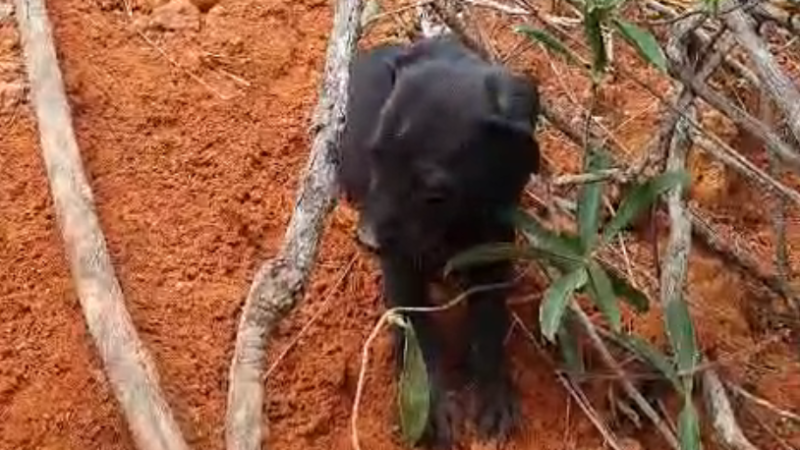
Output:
[0, 3, 14, 23]
[144, 0, 200, 31]
[189, 0, 219, 13]
[0, 81, 25, 114]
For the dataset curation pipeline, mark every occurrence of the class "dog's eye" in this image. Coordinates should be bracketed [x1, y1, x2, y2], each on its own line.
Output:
[418, 164, 453, 205]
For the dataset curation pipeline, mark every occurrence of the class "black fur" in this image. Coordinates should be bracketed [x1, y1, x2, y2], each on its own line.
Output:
[337, 35, 541, 448]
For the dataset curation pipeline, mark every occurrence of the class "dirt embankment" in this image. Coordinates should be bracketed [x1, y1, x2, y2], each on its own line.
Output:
[1, 1, 798, 450]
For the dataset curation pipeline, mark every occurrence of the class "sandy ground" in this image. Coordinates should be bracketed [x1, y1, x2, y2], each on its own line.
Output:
[1, 1, 798, 450]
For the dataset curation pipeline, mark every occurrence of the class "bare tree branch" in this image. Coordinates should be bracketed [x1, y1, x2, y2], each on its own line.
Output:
[660, 17, 695, 343]
[752, 2, 800, 35]
[702, 370, 761, 450]
[687, 207, 798, 307]
[224, 0, 365, 449]
[690, 133, 800, 207]
[541, 96, 797, 304]
[665, 20, 760, 450]
[572, 306, 681, 450]
[14, 1, 190, 449]
[722, 1, 800, 152]
[671, 62, 800, 172]
[760, 87, 799, 313]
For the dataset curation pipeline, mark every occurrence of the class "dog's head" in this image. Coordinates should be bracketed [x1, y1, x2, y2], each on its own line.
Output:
[364, 57, 541, 255]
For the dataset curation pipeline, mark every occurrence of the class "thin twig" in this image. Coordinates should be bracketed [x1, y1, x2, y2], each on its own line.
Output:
[643, 0, 758, 27]
[746, 407, 797, 450]
[572, 306, 681, 450]
[365, 0, 433, 26]
[552, 168, 624, 186]
[429, 0, 495, 61]
[116, 2, 230, 100]
[678, 330, 788, 377]
[725, 382, 800, 424]
[690, 132, 800, 208]
[510, 313, 627, 450]
[463, 0, 529, 16]
[265, 254, 357, 379]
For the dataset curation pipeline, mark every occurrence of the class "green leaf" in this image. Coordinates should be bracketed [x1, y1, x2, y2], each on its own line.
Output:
[615, 333, 681, 391]
[583, 4, 609, 79]
[665, 298, 699, 378]
[613, 19, 667, 73]
[577, 150, 608, 252]
[514, 25, 582, 68]
[606, 268, 650, 313]
[398, 323, 430, 444]
[703, 0, 720, 15]
[540, 268, 588, 341]
[601, 170, 690, 242]
[587, 261, 621, 331]
[511, 210, 584, 270]
[557, 312, 585, 375]
[445, 242, 579, 275]
[678, 400, 702, 450]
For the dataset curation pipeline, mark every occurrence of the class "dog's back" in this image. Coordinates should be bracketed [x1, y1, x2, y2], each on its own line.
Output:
[338, 43, 404, 205]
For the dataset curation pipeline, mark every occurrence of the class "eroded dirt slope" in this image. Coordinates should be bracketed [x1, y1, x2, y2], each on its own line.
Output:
[1, 1, 798, 450]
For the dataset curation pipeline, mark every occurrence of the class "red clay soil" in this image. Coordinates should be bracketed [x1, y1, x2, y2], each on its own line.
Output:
[1, 1, 798, 450]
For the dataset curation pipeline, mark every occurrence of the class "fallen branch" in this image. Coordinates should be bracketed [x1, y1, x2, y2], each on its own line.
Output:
[689, 132, 800, 208]
[723, 0, 800, 147]
[702, 370, 761, 450]
[224, 0, 365, 449]
[540, 98, 796, 305]
[663, 21, 759, 450]
[571, 306, 681, 450]
[526, 4, 800, 189]
[752, 2, 800, 35]
[264, 254, 357, 380]
[14, 1, 190, 450]
[725, 381, 800, 424]
[644, 0, 761, 88]
[761, 88, 798, 313]
[671, 46, 800, 174]
[687, 207, 798, 305]
[660, 17, 695, 383]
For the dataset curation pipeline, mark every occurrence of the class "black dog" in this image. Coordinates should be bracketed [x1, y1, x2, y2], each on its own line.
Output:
[337, 35, 541, 447]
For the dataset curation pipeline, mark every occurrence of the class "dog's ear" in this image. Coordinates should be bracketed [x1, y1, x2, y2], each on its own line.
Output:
[483, 70, 541, 130]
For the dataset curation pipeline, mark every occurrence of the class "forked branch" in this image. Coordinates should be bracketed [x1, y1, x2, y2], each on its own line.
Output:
[224, 0, 365, 449]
